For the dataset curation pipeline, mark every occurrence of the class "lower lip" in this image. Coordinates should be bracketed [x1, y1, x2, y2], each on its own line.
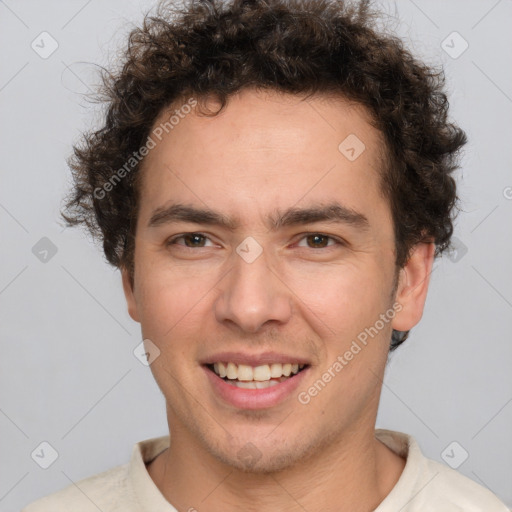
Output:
[203, 366, 309, 410]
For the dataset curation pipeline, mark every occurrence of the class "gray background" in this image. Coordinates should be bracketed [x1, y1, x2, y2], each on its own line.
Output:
[1, 0, 511, 509]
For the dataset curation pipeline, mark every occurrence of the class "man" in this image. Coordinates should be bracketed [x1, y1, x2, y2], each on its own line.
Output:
[23, 0, 509, 510]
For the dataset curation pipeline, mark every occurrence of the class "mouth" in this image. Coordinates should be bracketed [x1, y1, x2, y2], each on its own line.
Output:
[205, 362, 308, 389]
[201, 352, 311, 409]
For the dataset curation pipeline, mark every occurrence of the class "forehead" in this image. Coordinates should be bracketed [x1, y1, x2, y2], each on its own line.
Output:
[136, 88, 390, 228]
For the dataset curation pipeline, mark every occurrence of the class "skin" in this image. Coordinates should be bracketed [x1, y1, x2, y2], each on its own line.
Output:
[121, 88, 435, 511]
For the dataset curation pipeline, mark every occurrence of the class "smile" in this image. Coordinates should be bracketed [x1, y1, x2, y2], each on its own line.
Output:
[213, 362, 305, 382]
[203, 359, 310, 408]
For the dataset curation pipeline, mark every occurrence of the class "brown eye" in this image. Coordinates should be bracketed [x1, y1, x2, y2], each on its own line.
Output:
[307, 234, 329, 248]
[297, 234, 337, 249]
[168, 233, 212, 248]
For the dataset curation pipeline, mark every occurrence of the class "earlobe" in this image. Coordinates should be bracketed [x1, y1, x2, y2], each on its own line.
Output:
[391, 242, 436, 332]
[121, 266, 140, 323]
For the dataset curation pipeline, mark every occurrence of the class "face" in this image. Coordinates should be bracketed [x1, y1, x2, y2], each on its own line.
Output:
[122, 88, 433, 472]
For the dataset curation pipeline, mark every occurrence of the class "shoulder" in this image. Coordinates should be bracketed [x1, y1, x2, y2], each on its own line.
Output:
[376, 429, 510, 512]
[21, 463, 132, 512]
[21, 435, 170, 512]
[421, 457, 510, 511]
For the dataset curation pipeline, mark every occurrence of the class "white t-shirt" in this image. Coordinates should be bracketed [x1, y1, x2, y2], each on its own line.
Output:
[22, 429, 510, 511]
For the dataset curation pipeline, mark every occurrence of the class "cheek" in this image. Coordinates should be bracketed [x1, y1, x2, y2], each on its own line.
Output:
[288, 260, 390, 335]
[292, 263, 393, 410]
[134, 268, 214, 396]
[135, 262, 219, 342]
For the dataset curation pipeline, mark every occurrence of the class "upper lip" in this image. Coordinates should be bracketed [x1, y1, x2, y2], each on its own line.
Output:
[201, 351, 311, 367]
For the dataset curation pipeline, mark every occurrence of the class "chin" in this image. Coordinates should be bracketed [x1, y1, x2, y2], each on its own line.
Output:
[217, 448, 302, 474]
[204, 433, 325, 475]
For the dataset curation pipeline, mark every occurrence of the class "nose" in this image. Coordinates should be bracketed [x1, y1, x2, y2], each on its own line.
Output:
[214, 246, 292, 333]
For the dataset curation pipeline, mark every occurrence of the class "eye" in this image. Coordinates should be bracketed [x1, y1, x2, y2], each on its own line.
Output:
[166, 232, 343, 251]
[296, 233, 341, 249]
[167, 233, 215, 248]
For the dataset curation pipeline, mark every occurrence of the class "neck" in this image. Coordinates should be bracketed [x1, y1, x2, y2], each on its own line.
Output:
[147, 422, 405, 511]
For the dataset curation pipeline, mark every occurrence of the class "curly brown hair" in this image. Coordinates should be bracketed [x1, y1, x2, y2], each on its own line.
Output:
[61, 0, 467, 350]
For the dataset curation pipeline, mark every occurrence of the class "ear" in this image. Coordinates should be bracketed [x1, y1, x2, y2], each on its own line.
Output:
[392, 242, 435, 332]
[121, 266, 140, 323]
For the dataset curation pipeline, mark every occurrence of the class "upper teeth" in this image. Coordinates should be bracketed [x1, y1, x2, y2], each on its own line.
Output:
[213, 362, 305, 381]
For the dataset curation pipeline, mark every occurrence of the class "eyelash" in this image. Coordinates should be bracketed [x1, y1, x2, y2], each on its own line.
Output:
[166, 232, 344, 250]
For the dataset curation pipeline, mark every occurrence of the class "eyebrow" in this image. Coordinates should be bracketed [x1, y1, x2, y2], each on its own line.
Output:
[147, 202, 370, 232]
